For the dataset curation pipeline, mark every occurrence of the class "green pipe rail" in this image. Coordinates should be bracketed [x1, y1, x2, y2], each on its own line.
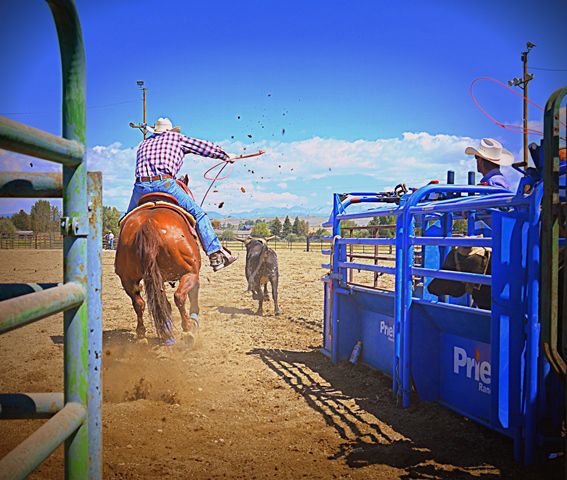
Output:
[0, 1, 102, 479]
[540, 86, 567, 376]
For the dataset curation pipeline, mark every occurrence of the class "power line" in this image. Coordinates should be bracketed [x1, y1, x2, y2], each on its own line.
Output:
[531, 66, 567, 72]
[0, 99, 138, 116]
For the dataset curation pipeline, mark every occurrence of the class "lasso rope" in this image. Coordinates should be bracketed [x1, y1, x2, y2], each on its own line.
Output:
[469, 77, 567, 137]
[199, 150, 265, 207]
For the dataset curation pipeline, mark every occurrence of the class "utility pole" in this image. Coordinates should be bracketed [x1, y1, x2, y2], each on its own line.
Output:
[129, 80, 148, 138]
[508, 42, 535, 166]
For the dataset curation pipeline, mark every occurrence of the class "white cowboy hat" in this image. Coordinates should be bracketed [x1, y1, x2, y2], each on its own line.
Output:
[465, 138, 514, 166]
[147, 117, 180, 135]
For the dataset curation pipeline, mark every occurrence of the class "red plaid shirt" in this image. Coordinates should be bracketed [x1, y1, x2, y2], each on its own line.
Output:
[135, 131, 229, 178]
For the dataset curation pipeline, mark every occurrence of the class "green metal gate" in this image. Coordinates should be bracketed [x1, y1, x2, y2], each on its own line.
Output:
[0, 1, 102, 478]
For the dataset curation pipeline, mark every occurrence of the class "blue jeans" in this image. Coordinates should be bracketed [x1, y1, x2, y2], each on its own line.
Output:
[126, 178, 222, 255]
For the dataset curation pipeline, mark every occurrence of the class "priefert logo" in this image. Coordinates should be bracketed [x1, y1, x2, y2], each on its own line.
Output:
[379, 320, 394, 343]
[453, 346, 491, 394]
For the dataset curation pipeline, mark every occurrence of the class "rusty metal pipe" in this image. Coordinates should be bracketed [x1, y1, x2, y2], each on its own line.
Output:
[0, 172, 63, 198]
[0, 402, 85, 480]
[0, 116, 83, 167]
[0, 393, 64, 419]
[0, 282, 85, 334]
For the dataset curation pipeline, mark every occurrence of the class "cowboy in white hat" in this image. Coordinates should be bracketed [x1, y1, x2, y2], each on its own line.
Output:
[126, 117, 237, 271]
[465, 138, 513, 191]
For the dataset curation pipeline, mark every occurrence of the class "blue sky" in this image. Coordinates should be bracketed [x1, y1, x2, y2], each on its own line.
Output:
[1, 0, 566, 215]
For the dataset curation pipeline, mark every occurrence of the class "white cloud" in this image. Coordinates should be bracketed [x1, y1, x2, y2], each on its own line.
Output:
[83, 131, 519, 214]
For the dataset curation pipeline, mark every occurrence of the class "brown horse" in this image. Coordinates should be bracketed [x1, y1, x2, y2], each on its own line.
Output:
[115, 198, 201, 346]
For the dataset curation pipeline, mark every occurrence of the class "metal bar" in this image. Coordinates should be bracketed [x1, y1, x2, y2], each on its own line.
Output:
[411, 266, 492, 286]
[411, 297, 491, 315]
[87, 172, 102, 480]
[347, 253, 395, 261]
[0, 283, 60, 301]
[0, 116, 83, 167]
[410, 236, 492, 247]
[0, 402, 86, 480]
[341, 224, 396, 230]
[47, 2, 89, 477]
[0, 172, 63, 198]
[337, 238, 396, 246]
[0, 282, 85, 334]
[336, 207, 402, 221]
[338, 261, 396, 275]
[540, 87, 567, 376]
[409, 194, 524, 215]
[0, 393, 64, 419]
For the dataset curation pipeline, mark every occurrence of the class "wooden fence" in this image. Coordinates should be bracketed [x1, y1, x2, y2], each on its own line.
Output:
[0, 232, 64, 249]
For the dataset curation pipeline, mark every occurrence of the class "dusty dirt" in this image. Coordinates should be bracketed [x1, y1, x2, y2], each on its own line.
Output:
[0, 249, 562, 479]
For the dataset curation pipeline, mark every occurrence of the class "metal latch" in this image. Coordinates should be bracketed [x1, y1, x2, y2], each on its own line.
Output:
[60, 216, 89, 237]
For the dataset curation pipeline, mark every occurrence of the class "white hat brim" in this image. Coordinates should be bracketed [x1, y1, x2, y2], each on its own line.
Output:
[465, 146, 515, 166]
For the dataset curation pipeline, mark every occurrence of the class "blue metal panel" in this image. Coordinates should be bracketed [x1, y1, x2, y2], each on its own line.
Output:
[439, 333, 492, 424]
[322, 175, 563, 464]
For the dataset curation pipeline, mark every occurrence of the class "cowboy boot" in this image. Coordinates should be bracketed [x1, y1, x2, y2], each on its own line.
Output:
[209, 247, 238, 272]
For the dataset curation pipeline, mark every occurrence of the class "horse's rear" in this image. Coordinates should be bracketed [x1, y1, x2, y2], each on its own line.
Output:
[115, 207, 201, 345]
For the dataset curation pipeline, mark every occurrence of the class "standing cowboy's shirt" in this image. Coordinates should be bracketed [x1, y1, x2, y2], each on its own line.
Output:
[135, 131, 229, 178]
[480, 168, 511, 191]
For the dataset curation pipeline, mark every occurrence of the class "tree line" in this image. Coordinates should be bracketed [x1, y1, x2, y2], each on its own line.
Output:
[214, 215, 330, 241]
[0, 200, 62, 234]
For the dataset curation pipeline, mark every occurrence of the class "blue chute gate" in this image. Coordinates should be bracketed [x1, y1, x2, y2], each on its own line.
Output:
[321, 89, 566, 465]
[0, 1, 103, 479]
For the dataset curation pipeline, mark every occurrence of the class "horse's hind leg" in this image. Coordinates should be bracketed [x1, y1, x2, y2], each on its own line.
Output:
[174, 273, 199, 333]
[122, 280, 146, 339]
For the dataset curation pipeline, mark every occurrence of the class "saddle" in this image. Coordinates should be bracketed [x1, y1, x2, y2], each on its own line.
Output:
[119, 180, 197, 238]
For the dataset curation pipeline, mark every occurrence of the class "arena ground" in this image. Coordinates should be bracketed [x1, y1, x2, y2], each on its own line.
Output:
[0, 249, 562, 479]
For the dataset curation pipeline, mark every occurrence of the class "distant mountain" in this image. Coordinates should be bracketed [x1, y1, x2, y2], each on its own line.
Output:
[213, 205, 330, 219]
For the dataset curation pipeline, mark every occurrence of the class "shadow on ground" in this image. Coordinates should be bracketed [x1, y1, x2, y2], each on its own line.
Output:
[248, 347, 563, 480]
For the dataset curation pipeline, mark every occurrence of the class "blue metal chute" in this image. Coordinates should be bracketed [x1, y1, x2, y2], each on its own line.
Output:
[321, 157, 563, 464]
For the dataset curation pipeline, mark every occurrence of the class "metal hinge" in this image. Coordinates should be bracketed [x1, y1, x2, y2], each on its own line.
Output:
[60, 216, 89, 237]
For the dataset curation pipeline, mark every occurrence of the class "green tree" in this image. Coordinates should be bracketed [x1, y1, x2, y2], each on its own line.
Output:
[11, 210, 31, 230]
[30, 200, 52, 233]
[269, 217, 282, 237]
[298, 219, 310, 236]
[292, 216, 301, 234]
[103, 206, 121, 236]
[251, 222, 271, 237]
[453, 219, 467, 235]
[282, 216, 292, 237]
[50, 205, 61, 232]
[313, 228, 329, 238]
[0, 218, 16, 233]
[287, 233, 299, 243]
[220, 228, 236, 241]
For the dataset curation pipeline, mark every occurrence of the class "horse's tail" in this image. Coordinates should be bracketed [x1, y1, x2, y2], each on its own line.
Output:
[135, 220, 173, 341]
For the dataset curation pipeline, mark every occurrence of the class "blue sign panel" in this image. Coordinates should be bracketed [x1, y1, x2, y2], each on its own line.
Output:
[439, 333, 491, 423]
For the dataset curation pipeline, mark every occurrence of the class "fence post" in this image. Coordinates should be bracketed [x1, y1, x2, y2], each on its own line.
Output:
[87, 172, 102, 480]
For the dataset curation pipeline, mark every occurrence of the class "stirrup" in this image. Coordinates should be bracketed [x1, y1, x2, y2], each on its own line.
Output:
[210, 247, 237, 272]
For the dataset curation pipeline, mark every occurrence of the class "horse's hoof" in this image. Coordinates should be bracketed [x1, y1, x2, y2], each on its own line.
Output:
[181, 331, 197, 349]
[275, 310, 281, 316]
[162, 337, 176, 347]
[136, 337, 149, 345]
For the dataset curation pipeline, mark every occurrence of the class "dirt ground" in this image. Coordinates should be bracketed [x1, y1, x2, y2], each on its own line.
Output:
[0, 249, 562, 479]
